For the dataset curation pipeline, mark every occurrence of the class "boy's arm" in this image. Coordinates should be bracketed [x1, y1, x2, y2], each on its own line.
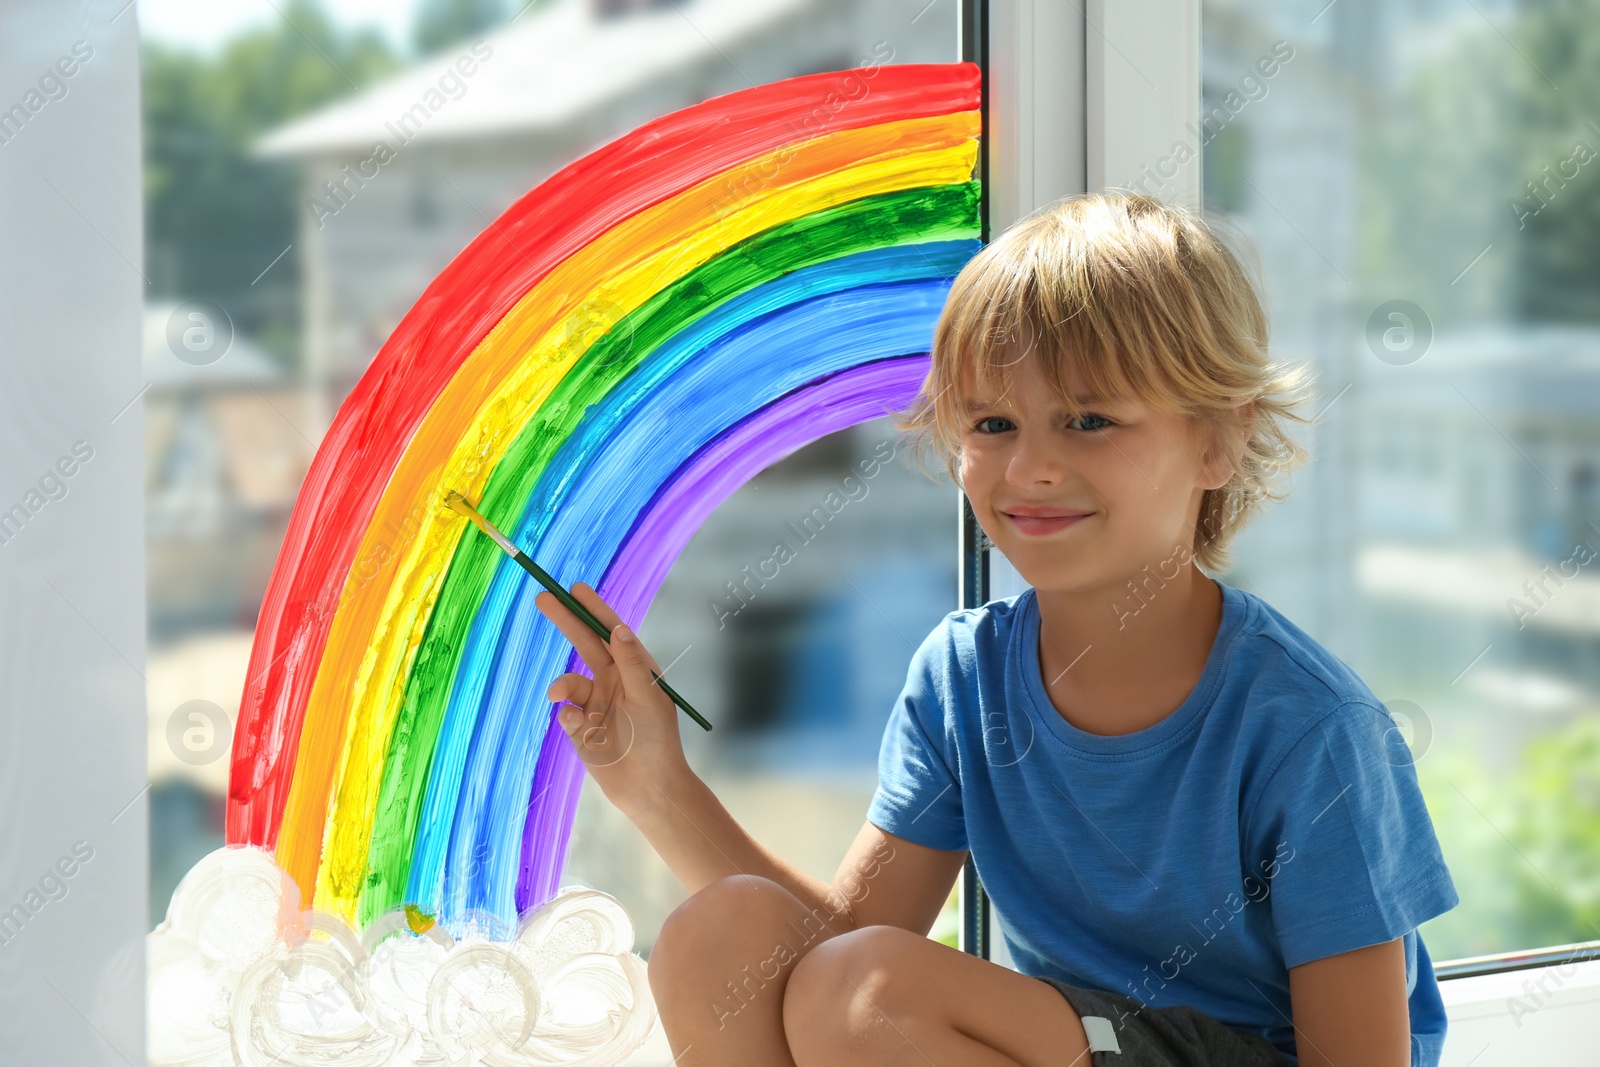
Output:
[623, 766, 967, 936]
[1287, 936, 1410, 1067]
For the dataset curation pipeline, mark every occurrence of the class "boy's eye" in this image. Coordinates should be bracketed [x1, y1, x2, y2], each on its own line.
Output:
[968, 413, 1116, 434]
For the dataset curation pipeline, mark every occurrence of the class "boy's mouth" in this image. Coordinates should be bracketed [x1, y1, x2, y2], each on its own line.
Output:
[1003, 509, 1095, 536]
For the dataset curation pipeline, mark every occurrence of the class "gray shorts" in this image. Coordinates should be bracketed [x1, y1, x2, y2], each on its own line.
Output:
[1037, 977, 1290, 1066]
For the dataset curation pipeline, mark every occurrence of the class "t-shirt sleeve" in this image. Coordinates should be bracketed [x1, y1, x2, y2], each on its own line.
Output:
[865, 620, 968, 852]
[1244, 700, 1460, 970]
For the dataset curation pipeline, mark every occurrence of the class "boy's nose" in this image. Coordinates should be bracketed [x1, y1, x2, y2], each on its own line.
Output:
[1006, 434, 1066, 485]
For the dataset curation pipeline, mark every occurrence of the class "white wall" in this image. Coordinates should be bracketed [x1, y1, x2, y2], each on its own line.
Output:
[0, 0, 147, 1061]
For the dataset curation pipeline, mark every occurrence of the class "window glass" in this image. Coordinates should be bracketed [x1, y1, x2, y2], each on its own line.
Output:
[1203, 0, 1600, 960]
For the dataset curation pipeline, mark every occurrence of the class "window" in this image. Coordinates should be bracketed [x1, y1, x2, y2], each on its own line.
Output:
[1204, 0, 1600, 962]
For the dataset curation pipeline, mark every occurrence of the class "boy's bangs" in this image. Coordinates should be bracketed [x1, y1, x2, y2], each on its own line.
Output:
[939, 237, 1184, 424]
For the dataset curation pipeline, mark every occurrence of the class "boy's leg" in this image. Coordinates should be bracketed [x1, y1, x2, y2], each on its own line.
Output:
[782, 923, 1093, 1067]
[647, 873, 853, 1066]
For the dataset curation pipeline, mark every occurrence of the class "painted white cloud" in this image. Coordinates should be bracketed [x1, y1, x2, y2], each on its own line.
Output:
[148, 846, 656, 1066]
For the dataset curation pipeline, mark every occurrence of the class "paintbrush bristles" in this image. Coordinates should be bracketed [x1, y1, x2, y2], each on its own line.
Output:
[446, 490, 491, 534]
[445, 490, 521, 558]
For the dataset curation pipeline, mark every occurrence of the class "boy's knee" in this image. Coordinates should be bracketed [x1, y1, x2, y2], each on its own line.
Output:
[789, 924, 901, 989]
[650, 875, 795, 986]
[784, 925, 908, 1042]
[664, 875, 794, 935]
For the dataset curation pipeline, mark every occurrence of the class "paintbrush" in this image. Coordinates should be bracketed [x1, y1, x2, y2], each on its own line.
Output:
[445, 490, 713, 732]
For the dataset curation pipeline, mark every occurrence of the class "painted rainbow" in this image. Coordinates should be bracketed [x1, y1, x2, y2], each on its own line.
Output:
[226, 61, 983, 936]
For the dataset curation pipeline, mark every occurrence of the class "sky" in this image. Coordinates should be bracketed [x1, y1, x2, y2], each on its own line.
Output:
[135, 0, 423, 54]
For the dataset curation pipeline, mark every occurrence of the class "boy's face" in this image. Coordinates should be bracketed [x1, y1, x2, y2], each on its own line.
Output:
[956, 348, 1233, 593]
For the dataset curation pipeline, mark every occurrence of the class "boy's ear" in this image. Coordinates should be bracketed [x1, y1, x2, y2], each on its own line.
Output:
[1198, 404, 1253, 490]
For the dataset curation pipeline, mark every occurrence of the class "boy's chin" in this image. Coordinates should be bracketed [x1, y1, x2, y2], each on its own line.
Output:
[1001, 550, 1103, 592]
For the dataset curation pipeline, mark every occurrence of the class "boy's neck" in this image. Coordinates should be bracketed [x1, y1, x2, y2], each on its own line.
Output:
[1032, 563, 1224, 737]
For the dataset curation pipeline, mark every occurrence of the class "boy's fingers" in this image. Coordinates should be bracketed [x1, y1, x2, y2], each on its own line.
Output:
[557, 699, 596, 737]
[567, 583, 662, 672]
[605, 621, 666, 708]
[547, 672, 594, 709]
[536, 583, 664, 692]
[543, 581, 623, 654]
[568, 581, 623, 630]
[534, 590, 613, 666]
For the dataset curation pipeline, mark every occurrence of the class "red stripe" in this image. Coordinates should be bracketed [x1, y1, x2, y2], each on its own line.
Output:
[226, 62, 982, 847]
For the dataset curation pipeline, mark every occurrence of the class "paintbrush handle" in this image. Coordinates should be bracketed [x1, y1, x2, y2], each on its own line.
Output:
[507, 548, 714, 733]
[512, 550, 610, 638]
[449, 491, 714, 732]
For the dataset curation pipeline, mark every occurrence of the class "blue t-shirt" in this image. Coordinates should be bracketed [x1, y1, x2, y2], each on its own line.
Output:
[867, 578, 1460, 1066]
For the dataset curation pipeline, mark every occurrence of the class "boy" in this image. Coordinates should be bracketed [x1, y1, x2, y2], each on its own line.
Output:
[534, 192, 1459, 1066]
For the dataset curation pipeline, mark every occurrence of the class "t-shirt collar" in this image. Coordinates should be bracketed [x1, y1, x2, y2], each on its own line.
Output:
[1015, 576, 1247, 758]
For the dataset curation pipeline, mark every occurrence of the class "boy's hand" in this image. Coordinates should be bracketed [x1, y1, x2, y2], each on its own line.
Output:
[533, 582, 692, 809]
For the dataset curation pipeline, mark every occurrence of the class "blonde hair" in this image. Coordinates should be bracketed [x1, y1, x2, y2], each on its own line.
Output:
[889, 191, 1318, 573]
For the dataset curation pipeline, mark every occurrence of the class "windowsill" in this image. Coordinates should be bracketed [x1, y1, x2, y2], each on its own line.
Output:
[1437, 954, 1600, 1021]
